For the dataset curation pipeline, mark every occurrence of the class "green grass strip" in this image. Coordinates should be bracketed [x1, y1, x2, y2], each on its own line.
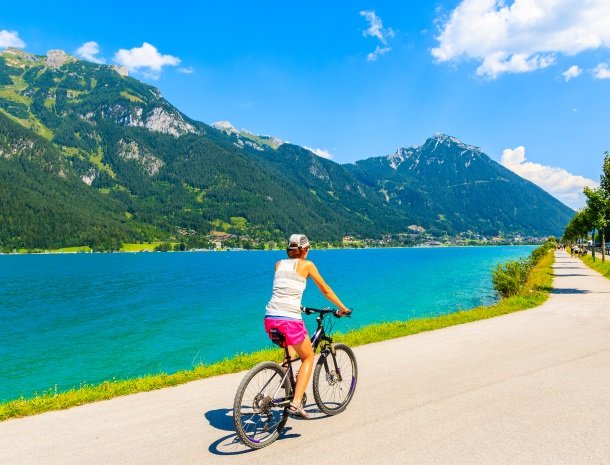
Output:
[119, 242, 162, 252]
[578, 252, 610, 280]
[0, 251, 554, 422]
[52, 246, 92, 253]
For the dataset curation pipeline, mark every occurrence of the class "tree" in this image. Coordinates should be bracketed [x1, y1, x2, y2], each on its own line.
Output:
[562, 208, 591, 251]
[600, 151, 610, 195]
[155, 242, 173, 252]
[583, 186, 610, 262]
[602, 151, 610, 259]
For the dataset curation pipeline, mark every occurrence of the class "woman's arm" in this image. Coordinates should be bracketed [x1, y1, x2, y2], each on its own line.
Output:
[305, 261, 351, 315]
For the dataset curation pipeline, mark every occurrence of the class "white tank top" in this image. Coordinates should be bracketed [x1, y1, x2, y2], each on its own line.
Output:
[265, 259, 306, 319]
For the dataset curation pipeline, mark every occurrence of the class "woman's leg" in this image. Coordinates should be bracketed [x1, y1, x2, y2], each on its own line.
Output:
[290, 337, 314, 406]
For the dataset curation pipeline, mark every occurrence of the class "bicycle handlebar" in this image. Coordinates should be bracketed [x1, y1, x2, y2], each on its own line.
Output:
[301, 306, 352, 318]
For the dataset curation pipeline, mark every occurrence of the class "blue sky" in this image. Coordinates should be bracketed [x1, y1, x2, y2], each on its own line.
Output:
[2, 0, 610, 208]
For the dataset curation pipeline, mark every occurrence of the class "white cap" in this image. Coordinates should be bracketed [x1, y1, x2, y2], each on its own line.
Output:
[288, 234, 310, 249]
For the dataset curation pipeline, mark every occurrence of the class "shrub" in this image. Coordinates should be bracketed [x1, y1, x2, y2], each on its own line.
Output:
[531, 238, 557, 266]
[493, 240, 555, 298]
[530, 246, 548, 266]
[492, 258, 532, 298]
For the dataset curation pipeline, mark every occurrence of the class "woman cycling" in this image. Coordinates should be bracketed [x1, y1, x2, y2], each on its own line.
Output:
[264, 234, 351, 419]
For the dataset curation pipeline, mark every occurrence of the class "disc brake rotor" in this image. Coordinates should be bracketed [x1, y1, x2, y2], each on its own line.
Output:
[253, 393, 273, 414]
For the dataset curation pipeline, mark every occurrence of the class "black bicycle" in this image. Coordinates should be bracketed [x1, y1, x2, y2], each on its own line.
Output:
[233, 307, 358, 449]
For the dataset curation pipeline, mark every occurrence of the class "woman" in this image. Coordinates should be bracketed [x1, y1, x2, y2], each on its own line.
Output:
[265, 234, 351, 419]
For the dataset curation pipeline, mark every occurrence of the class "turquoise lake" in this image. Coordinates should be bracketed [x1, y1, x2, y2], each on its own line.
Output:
[0, 246, 533, 402]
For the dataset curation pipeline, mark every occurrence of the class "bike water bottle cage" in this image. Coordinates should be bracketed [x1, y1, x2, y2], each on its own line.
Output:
[269, 328, 286, 347]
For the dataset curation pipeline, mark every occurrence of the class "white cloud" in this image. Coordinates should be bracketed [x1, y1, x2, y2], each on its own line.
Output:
[367, 46, 392, 62]
[113, 42, 180, 79]
[360, 10, 395, 60]
[360, 10, 395, 45]
[177, 66, 194, 74]
[478, 51, 555, 78]
[501, 146, 597, 209]
[562, 64, 582, 81]
[432, 0, 610, 79]
[304, 146, 333, 159]
[0, 30, 25, 49]
[76, 41, 105, 64]
[592, 62, 610, 79]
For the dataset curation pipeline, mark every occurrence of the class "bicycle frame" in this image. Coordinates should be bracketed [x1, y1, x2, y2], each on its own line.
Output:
[233, 307, 356, 449]
[269, 308, 341, 408]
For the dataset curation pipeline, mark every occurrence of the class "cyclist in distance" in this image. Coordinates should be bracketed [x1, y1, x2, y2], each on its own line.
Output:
[264, 234, 351, 419]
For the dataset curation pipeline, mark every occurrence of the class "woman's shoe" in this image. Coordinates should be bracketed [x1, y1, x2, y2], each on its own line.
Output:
[287, 402, 310, 420]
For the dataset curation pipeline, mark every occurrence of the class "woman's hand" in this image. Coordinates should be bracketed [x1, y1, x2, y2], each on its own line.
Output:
[336, 307, 352, 317]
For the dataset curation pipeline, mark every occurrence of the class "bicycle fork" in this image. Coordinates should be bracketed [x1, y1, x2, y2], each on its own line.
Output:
[322, 345, 343, 383]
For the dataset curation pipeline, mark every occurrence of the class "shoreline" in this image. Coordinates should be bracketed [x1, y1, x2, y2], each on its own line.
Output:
[0, 242, 539, 256]
[0, 247, 554, 420]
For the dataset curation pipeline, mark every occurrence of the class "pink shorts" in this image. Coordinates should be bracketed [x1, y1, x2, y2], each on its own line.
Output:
[264, 317, 308, 346]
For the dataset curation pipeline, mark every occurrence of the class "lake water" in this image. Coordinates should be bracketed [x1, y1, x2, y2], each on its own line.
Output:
[0, 246, 533, 402]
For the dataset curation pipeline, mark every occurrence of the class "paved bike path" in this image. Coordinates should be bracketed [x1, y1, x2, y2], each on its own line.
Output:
[1, 251, 609, 465]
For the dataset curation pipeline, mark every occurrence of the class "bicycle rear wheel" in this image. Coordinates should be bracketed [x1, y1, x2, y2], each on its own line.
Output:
[233, 361, 290, 449]
[312, 343, 358, 415]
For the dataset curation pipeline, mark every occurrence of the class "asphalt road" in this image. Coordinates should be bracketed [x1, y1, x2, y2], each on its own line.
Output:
[1, 251, 609, 465]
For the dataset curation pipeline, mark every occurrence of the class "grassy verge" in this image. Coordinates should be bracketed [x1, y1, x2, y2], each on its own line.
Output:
[17, 246, 91, 253]
[9, 243, 167, 254]
[578, 253, 610, 279]
[0, 250, 554, 422]
[52, 246, 92, 253]
[119, 242, 162, 252]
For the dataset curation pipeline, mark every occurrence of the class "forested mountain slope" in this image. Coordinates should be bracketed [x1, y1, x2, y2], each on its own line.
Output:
[0, 48, 572, 249]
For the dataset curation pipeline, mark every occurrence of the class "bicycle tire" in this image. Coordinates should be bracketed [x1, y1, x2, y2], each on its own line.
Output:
[312, 343, 358, 415]
[233, 361, 290, 449]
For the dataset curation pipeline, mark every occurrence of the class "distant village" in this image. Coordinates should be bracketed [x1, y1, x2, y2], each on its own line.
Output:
[184, 226, 548, 252]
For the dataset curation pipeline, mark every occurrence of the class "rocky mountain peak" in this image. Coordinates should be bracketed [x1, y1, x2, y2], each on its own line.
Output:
[45, 50, 75, 68]
[426, 133, 482, 155]
[112, 65, 129, 77]
[387, 146, 418, 170]
[386, 134, 484, 171]
[211, 121, 284, 150]
[1, 48, 37, 61]
[211, 121, 239, 135]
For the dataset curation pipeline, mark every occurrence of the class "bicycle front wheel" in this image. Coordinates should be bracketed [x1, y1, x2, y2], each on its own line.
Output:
[233, 361, 290, 449]
[313, 343, 358, 415]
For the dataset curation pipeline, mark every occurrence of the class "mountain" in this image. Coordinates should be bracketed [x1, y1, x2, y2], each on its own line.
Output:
[0, 49, 407, 249]
[0, 48, 572, 250]
[346, 134, 574, 236]
[211, 121, 284, 150]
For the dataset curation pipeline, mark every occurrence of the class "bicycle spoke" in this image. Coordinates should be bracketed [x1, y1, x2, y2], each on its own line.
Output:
[235, 310, 358, 447]
[312, 344, 357, 415]
[233, 362, 289, 449]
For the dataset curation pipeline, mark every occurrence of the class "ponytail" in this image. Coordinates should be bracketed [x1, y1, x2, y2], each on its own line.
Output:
[287, 242, 307, 259]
